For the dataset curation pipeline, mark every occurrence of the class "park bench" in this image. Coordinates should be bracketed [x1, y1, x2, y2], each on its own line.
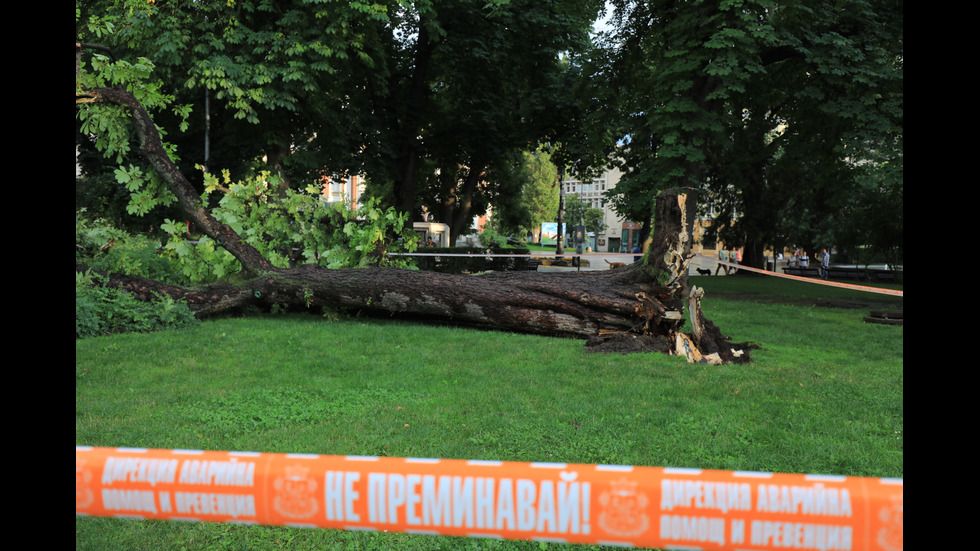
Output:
[783, 264, 901, 282]
[782, 267, 821, 278]
[826, 265, 900, 282]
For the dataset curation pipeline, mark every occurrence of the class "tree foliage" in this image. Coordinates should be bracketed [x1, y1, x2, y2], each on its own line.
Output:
[598, 0, 903, 266]
[77, 0, 902, 276]
[519, 148, 561, 242]
[157, 178, 419, 284]
[564, 194, 607, 243]
[76, 0, 605, 245]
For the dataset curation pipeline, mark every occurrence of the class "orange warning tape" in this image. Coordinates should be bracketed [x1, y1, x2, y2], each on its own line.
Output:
[701, 255, 903, 297]
[76, 446, 903, 551]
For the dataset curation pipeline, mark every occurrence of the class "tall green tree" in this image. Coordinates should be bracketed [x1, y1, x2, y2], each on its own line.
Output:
[599, 0, 902, 267]
[396, 0, 603, 243]
[76, 0, 604, 240]
[564, 194, 607, 245]
[77, 0, 392, 193]
[519, 148, 561, 243]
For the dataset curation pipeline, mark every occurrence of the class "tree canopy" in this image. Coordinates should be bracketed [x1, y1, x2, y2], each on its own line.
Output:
[76, 0, 605, 246]
[77, 0, 902, 267]
[76, 0, 908, 363]
[596, 0, 902, 265]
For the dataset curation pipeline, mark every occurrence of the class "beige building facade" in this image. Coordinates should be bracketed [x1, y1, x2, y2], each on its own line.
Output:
[563, 165, 647, 253]
[320, 174, 366, 206]
[564, 165, 729, 256]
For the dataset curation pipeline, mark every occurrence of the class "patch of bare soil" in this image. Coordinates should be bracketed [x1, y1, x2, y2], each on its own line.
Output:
[584, 320, 757, 364]
[581, 291, 899, 361]
[713, 292, 902, 312]
[695, 318, 758, 364]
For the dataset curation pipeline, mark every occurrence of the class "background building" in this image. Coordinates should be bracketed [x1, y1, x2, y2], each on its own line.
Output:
[320, 174, 365, 207]
[563, 166, 646, 253]
[563, 166, 734, 257]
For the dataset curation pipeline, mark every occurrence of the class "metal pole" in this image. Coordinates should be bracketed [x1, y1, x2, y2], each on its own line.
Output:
[556, 167, 565, 258]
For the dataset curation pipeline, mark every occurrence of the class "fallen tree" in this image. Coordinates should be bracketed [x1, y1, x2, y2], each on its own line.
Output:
[76, 62, 750, 364]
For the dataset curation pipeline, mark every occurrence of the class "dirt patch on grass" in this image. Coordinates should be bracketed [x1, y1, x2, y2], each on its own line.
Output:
[710, 292, 902, 311]
[583, 321, 758, 364]
[581, 291, 899, 361]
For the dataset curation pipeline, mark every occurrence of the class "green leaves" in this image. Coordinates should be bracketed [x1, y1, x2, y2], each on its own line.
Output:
[113, 165, 177, 216]
[75, 279, 198, 339]
[600, 0, 901, 265]
[160, 218, 241, 284]
[113, 164, 141, 192]
[157, 172, 419, 283]
[77, 45, 193, 221]
[321, 198, 418, 269]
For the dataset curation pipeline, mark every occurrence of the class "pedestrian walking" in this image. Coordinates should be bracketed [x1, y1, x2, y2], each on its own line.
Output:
[715, 248, 729, 275]
[731, 248, 742, 274]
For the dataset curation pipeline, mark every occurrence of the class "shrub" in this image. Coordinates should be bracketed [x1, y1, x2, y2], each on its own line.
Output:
[159, 176, 419, 283]
[76, 210, 179, 284]
[75, 271, 198, 339]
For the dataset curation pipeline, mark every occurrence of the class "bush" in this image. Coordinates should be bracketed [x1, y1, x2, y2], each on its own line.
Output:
[76, 210, 180, 284]
[158, 182, 419, 282]
[75, 271, 198, 339]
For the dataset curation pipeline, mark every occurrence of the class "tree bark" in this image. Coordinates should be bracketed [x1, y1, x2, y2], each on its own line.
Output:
[78, 80, 750, 363]
[80, 85, 279, 276]
[446, 162, 485, 246]
[394, 22, 436, 222]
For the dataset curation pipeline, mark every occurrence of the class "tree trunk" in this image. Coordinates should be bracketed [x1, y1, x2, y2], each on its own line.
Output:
[81, 232, 748, 364]
[446, 163, 484, 246]
[394, 22, 436, 222]
[78, 79, 750, 364]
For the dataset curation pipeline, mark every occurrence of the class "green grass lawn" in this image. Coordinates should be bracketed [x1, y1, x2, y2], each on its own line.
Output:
[76, 274, 902, 550]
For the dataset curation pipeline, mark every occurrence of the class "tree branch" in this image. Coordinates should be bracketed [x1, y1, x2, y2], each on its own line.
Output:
[81, 85, 280, 276]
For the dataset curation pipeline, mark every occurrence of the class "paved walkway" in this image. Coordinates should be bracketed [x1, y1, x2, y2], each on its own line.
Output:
[535, 252, 774, 275]
[534, 251, 638, 272]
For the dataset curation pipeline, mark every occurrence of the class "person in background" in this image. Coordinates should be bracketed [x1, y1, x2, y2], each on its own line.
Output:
[715, 248, 729, 275]
[820, 248, 830, 279]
